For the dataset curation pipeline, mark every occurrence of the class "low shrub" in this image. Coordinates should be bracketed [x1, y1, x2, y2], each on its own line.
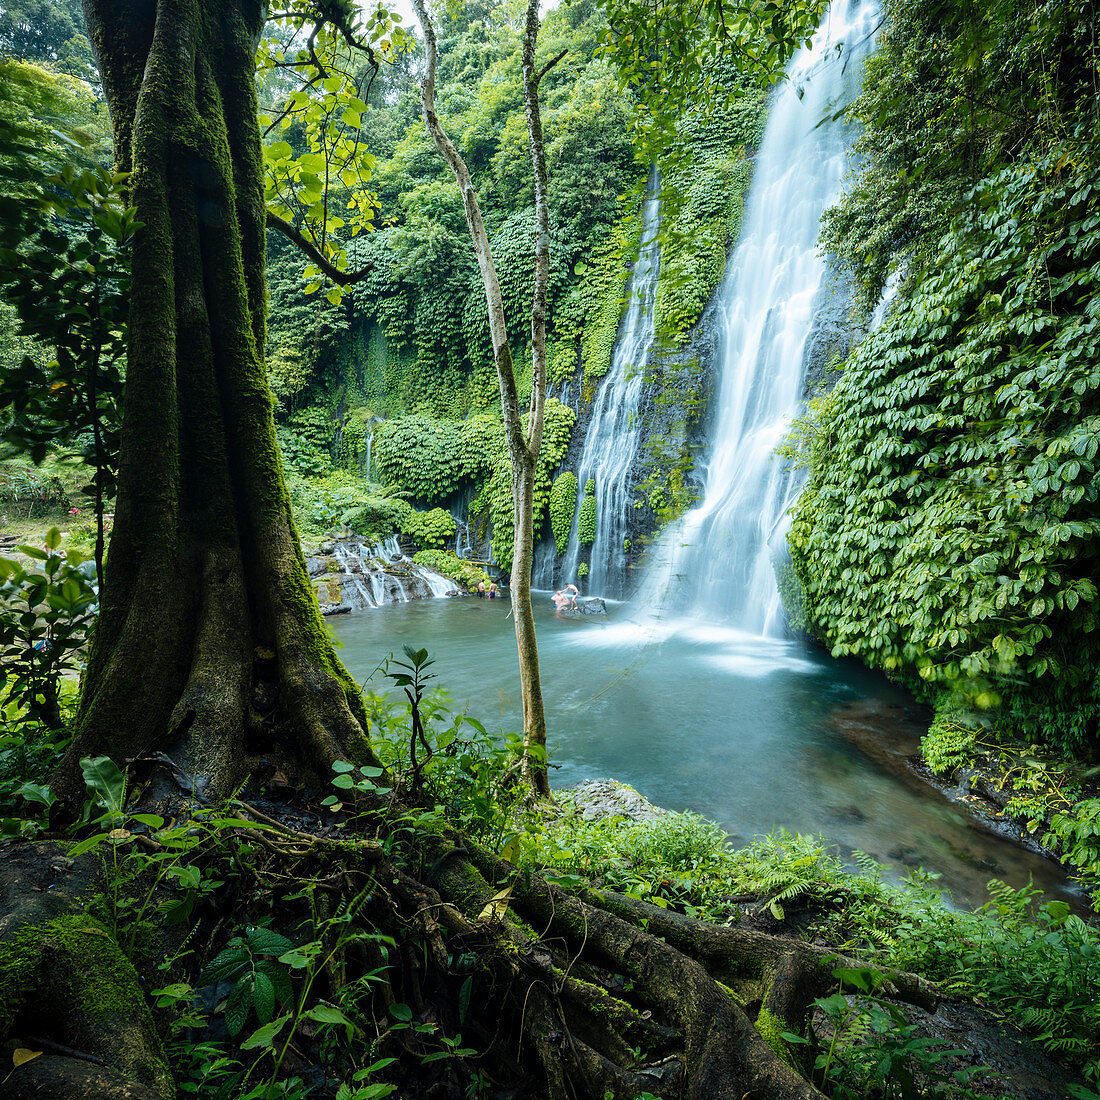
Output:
[402, 508, 457, 551]
[413, 550, 490, 593]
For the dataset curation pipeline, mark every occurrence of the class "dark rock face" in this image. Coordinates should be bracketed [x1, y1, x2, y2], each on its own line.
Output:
[800, 260, 856, 398]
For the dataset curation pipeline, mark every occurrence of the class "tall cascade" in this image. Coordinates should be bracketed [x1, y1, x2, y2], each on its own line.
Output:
[558, 168, 662, 597]
[643, 0, 877, 636]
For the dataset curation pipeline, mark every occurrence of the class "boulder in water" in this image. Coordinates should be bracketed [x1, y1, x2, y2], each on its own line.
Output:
[579, 597, 606, 615]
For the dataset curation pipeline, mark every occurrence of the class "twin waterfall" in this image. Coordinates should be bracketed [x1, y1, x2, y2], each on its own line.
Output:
[588, 0, 876, 636]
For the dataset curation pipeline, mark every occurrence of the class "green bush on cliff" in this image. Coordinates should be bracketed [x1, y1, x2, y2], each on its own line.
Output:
[548, 471, 578, 554]
[402, 507, 457, 551]
[788, 138, 1100, 754]
[577, 477, 597, 547]
[373, 417, 465, 504]
[413, 550, 490, 593]
[577, 493, 597, 547]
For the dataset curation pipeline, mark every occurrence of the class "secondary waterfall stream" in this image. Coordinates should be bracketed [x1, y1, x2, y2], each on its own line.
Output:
[558, 167, 662, 597]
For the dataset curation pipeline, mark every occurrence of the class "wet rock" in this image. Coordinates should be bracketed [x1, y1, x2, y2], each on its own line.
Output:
[914, 1001, 1085, 1100]
[559, 778, 668, 822]
[304, 536, 454, 612]
[579, 597, 606, 615]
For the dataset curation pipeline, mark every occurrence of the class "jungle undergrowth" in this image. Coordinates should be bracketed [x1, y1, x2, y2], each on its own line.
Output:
[1, 658, 1099, 1096]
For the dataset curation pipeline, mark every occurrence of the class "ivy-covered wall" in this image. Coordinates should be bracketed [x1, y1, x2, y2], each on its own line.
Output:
[786, 0, 1100, 754]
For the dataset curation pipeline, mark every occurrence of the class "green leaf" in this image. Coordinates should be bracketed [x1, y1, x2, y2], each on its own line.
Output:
[79, 756, 126, 818]
[199, 946, 248, 986]
[252, 972, 275, 1025]
[224, 977, 252, 1036]
[239, 1012, 291, 1050]
[306, 1003, 356, 1036]
[246, 927, 294, 957]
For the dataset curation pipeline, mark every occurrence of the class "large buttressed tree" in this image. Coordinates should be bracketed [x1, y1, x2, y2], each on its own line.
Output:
[52, 0, 377, 801]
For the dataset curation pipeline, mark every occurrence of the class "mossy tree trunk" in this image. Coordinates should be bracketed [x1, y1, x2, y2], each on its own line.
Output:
[51, 0, 378, 803]
[413, 0, 551, 796]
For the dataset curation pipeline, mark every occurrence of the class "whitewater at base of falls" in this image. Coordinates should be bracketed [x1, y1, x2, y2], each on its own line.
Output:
[636, 0, 879, 641]
[308, 535, 455, 614]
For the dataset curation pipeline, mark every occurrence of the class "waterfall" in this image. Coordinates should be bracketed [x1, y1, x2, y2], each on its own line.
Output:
[315, 536, 454, 613]
[559, 166, 662, 597]
[642, 0, 878, 637]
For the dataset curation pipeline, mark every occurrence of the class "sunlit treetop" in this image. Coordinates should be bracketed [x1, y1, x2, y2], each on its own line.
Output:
[595, 0, 828, 150]
[256, 0, 419, 301]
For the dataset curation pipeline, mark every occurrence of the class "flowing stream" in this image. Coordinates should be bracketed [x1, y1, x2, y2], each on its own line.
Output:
[318, 536, 452, 612]
[332, 0, 1079, 910]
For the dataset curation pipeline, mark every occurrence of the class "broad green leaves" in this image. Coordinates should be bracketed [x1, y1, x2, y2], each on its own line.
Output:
[0, 165, 135, 570]
[0, 538, 97, 728]
[256, 3, 414, 299]
[789, 136, 1100, 751]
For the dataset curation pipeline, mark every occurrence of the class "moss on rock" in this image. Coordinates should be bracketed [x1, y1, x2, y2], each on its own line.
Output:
[0, 914, 173, 1097]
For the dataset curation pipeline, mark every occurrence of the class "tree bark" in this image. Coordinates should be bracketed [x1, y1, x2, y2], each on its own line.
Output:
[413, 0, 550, 795]
[52, 0, 378, 804]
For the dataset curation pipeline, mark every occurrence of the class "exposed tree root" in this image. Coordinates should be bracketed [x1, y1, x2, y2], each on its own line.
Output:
[5, 781, 942, 1100]
[135, 797, 938, 1100]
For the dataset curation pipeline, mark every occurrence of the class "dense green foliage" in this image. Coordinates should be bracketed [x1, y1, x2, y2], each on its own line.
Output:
[402, 506, 457, 551]
[652, 84, 760, 346]
[0, 528, 95, 730]
[471, 398, 576, 567]
[0, 0, 96, 82]
[264, 0, 643, 427]
[789, 0, 1100, 754]
[548, 469, 577, 553]
[577, 486, 597, 546]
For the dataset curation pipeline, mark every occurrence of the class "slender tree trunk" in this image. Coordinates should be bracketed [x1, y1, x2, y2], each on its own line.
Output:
[413, 0, 551, 794]
[52, 0, 378, 804]
[518, 0, 566, 795]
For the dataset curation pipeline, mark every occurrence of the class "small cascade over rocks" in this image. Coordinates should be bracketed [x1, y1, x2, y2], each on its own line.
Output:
[307, 535, 457, 614]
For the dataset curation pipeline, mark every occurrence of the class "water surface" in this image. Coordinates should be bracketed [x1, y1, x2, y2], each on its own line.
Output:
[332, 597, 1076, 910]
